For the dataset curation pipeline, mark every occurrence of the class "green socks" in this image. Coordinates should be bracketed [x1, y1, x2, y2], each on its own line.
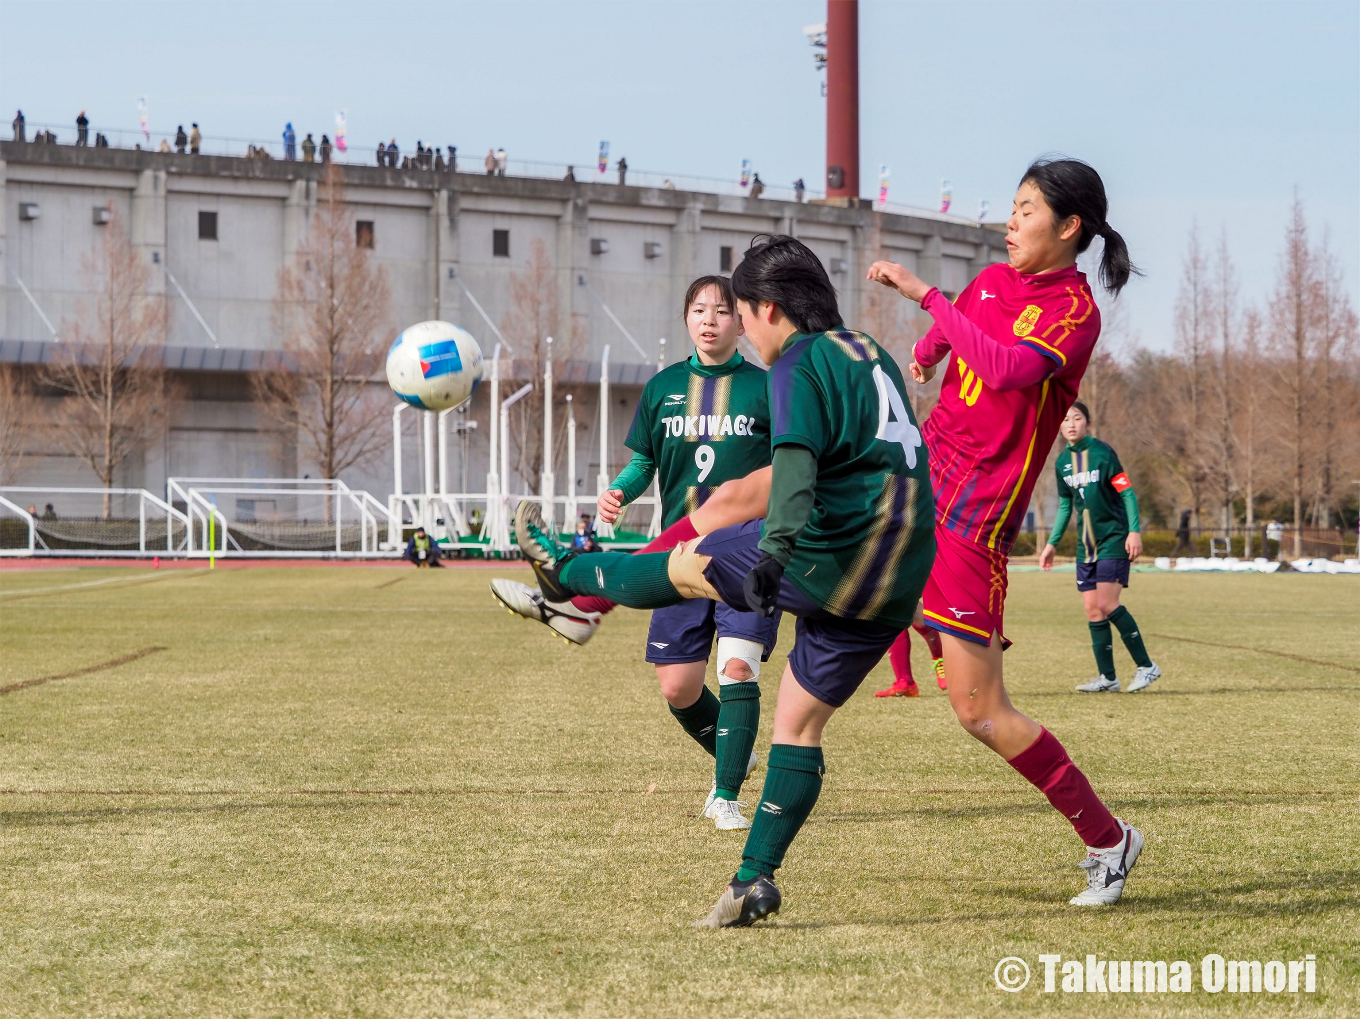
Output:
[737, 744, 825, 880]
[1108, 605, 1152, 668]
[1088, 618, 1116, 679]
[669, 687, 720, 757]
[714, 682, 760, 800]
[560, 552, 682, 609]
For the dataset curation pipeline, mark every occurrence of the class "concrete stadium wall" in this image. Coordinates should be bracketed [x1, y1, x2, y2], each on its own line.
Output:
[1, 142, 1006, 504]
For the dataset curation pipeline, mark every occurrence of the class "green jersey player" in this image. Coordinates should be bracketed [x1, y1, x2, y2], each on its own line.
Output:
[1040, 401, 1161, 692]
[600, 276, 780, 831]
[509, 236, 936, 926]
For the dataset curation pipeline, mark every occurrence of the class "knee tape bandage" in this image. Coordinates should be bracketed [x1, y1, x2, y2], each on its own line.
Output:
[716, 637, 764, 685]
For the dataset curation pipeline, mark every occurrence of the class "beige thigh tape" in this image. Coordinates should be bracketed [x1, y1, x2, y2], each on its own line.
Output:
[667, 538, 720, 601]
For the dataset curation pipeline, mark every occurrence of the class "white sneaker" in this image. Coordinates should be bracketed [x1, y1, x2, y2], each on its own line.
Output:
[1070, 820, 1143, 905]
[706, 798, 752, 830]
[489, 578, 601, 646]
[1127, 662, 1161, 693]
[1076, 674, 1120, 693]
[701, 750, 759, 817]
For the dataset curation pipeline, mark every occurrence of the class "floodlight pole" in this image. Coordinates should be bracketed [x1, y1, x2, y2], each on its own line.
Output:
[484, 343, 502, 543]
[499, 382, 534, 553]
[423, 410, 436, 530]
[595, 344, 614, 539]
[565, 394, 578, 525]
[540, 336, 555, 531]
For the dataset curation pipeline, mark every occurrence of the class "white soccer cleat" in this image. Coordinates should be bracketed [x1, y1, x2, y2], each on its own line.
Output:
[1076, 674, 1120, 693]
[705, 798, 752, 830]
[489, 578, 601, 647]
[1070, 820, 1143, 906]
[1126, 662, 1161, 693]
[701, 751, 759, 817]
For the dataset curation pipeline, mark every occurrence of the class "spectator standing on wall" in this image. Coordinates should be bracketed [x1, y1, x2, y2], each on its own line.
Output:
[749, 172, 765, 199]
[175, 125, 187, 153]
[617, 156, 628, 185]
[76, 110, 89, 146]
[319, 134, 331, 163]
[484, 148, 496, 175]
[386, 139, 398, 167]
[189, 123, 201, 154]
[283, 123, 296, 160]
[376, 142, 385, 167]
[12, 110, 25, 142]
[495, 147, 507, 176]
[301, 133, 316, 162]
[433, 148, 445, 172]
[447, 146, 457, 172]
[794, 177, 806, 203]
[158, 137, 172, 153]
[564, 165, 576, 182]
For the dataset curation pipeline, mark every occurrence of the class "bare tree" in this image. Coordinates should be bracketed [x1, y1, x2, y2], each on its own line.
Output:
[42, 203, 174, 517]
[1311, 238, 1358, 530]
[1167, 226, 1212, 527]
[1211, 231, 1238, 532]
[1237, 309, 1264, 556]
[255, 163, 392, 483]
[0, 365, 37, 485]
[1267, 198, 1317, 559]
[501, 237, 579, 494]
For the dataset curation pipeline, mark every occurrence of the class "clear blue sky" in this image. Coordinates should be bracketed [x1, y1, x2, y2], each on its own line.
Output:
[4, 0, 1356, 350]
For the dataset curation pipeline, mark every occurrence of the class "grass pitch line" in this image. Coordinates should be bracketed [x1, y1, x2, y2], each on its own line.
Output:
[374, 575, 407, 589]
[1149, 632, 1360, 674]
[0, 570, 204, 600]
[0, 646, 168, 697]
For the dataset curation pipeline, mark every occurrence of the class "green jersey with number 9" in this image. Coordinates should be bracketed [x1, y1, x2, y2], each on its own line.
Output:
[624, 352, 772, 528]
[767, 330, 936, 627]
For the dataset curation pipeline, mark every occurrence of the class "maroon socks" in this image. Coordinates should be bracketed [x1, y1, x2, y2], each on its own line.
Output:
[888, 629, 915, 684]
[1007, 728, 1122, 848]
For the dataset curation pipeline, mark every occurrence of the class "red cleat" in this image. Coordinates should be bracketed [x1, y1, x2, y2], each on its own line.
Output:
[875, 677, 920, 698]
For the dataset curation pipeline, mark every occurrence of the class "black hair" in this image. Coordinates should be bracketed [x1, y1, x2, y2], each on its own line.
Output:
[1069, 399, 1092, 423]
[730, 235, 842, 333]
[1020, 158, 1140, 297]
[681, 275, 736, 320]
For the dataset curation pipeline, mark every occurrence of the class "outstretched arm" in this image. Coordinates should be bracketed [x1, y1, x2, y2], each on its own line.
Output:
[691, 465, 772, 535]
[598, 451, 656, 523]
[867, 261, 1054, 391]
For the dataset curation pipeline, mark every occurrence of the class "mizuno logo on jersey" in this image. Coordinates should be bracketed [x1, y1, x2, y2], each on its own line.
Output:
[662, 414, 757, 438]
[1063, 469, 1102, 487]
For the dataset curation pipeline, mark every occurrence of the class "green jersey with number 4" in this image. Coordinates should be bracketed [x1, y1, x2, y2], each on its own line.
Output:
[766, 330, 936, 628]
[623, 352, 772, 528]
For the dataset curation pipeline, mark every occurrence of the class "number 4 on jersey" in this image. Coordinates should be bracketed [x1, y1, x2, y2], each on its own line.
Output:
[872, 364, 922, 469]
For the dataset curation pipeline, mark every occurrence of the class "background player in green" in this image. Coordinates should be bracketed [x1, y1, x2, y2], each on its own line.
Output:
[597, 275, 779, 830]
[509, 236, 936, 926]
[1040, 401, 1162, 692]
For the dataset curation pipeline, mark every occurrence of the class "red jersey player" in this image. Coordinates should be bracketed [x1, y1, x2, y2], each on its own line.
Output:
[867, 158, 1145, 906]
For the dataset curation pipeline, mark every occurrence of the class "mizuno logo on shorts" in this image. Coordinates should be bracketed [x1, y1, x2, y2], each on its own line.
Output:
[948, 607, 976, 619]
[760, 802, 783, 815]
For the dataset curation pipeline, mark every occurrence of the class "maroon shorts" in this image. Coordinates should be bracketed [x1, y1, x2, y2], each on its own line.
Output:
[921, 528, 1010, 648]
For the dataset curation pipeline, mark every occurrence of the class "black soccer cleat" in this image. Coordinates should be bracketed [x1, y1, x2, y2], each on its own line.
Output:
[694, 872, 782, 928]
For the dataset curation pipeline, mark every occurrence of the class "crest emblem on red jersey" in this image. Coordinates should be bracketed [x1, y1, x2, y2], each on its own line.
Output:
[1012, 304, 1043, 337]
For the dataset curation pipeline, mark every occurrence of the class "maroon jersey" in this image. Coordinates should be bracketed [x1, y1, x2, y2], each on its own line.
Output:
[914, 262, 1100, 554]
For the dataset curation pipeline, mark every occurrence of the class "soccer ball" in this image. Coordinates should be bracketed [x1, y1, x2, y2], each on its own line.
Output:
[386, 321, 484, 411]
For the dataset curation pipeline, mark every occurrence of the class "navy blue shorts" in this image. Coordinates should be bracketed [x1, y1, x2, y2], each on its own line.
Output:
[645, 599, 781, 665]
[696, 520, 900, 708]
[1076, 557, 1130, 592]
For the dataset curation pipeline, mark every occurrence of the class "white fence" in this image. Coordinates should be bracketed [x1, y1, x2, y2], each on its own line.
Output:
[0, 487, 191, 557]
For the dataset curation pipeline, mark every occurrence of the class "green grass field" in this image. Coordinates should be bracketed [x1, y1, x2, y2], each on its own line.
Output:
[0, 563, 1356, 1017]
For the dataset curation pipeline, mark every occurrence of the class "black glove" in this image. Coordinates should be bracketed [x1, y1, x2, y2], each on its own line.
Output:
[743, 552, 784, 617]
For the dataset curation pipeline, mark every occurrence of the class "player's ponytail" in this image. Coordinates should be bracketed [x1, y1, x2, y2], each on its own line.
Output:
[731, 235, 842, 333]
[1021, 158, 1141, 297]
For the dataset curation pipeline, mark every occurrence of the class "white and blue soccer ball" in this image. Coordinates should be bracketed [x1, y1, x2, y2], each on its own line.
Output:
[385, 321, 484, 411]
